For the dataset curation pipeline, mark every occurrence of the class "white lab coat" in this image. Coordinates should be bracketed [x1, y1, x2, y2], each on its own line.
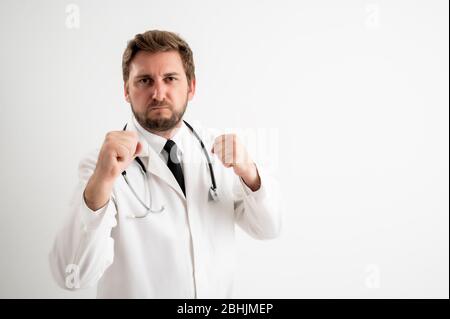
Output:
[49, 116, 281, 298]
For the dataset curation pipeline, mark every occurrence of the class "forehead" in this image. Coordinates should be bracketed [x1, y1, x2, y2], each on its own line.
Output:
[129, 50, 185, 77]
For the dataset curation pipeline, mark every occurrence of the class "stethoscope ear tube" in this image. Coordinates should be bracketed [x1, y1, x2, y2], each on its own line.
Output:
[183, 120, 218, 196]
[122, 123, 165, 217]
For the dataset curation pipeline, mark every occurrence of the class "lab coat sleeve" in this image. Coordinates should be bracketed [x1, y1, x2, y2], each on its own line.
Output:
[48, 148, 118, 290]
[233, 164, 282, 240]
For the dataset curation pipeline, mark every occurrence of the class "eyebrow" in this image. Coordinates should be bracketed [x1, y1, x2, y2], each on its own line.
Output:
[135, 72, 181, 79]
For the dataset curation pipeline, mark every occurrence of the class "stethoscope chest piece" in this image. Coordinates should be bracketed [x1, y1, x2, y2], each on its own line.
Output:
[208, 187, 219, 202]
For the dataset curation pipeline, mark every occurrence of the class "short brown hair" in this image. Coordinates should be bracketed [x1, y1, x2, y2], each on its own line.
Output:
[122, 30, 195, 85]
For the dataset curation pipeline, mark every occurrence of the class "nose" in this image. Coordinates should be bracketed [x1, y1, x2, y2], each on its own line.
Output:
[151, 80, 166, 101]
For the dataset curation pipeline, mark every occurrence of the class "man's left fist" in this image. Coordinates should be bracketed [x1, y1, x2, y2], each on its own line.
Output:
[211, 134, 261, 191]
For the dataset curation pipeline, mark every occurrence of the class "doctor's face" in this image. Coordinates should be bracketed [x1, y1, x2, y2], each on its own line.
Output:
[124, 50, 195, 132]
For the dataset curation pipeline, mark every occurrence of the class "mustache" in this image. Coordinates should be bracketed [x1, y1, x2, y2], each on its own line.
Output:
[148, 100, 171, 108]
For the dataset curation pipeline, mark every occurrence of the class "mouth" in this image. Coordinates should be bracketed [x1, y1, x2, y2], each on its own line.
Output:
[149, 106, 169, 111]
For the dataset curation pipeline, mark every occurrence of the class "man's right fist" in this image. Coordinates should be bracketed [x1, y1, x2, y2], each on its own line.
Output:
[94, 131, 143, 183]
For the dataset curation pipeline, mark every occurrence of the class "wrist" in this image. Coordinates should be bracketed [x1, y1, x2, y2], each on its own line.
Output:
[240, 163, 261, 191]
[84, 172, 115, 211]
[92, 168, 116, 187]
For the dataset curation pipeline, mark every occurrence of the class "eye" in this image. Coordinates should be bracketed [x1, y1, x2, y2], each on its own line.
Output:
[165, 76, 177, 82]
[138, 78, 151, 85]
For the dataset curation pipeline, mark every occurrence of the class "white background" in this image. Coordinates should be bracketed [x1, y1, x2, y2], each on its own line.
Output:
[0, 0, 448, 298]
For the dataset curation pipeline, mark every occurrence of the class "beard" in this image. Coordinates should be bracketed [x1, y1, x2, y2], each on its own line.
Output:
[131, 97, 188, 132]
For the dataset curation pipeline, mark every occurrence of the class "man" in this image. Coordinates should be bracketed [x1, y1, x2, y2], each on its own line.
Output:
[49, 30, 281, 298]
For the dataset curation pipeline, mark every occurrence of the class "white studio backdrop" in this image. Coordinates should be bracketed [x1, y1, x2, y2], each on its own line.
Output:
[0, 0, 448, 298]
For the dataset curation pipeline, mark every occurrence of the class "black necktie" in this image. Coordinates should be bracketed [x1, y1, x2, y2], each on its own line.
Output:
[163, 139, 186, 196]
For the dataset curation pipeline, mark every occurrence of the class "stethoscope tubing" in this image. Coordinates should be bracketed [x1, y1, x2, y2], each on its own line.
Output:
[121, 120, 218, 217]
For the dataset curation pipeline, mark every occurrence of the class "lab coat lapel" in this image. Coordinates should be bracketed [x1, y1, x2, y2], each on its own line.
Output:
[183, 149, 208, 206]
[124, 118, 186, 200]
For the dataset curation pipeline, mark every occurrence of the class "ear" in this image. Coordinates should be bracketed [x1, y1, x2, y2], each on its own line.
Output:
[124, 82, 130, 103]
[187, 78, 196, 101]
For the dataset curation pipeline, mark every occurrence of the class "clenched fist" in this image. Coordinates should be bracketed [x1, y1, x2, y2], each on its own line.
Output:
[94, 131, 143, 183]
[211, 134, 261, 191]
[84, 131, 142, 211]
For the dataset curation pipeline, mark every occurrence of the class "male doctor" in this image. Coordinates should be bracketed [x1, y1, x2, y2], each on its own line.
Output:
[49, 30, 281, 298]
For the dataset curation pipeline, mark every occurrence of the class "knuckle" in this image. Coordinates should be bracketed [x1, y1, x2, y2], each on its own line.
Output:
[126, 131, 139, 141]
[103, 140, 112, 149]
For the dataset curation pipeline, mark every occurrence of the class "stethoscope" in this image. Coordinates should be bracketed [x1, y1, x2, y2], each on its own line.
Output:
[121, 120, 219, 218]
